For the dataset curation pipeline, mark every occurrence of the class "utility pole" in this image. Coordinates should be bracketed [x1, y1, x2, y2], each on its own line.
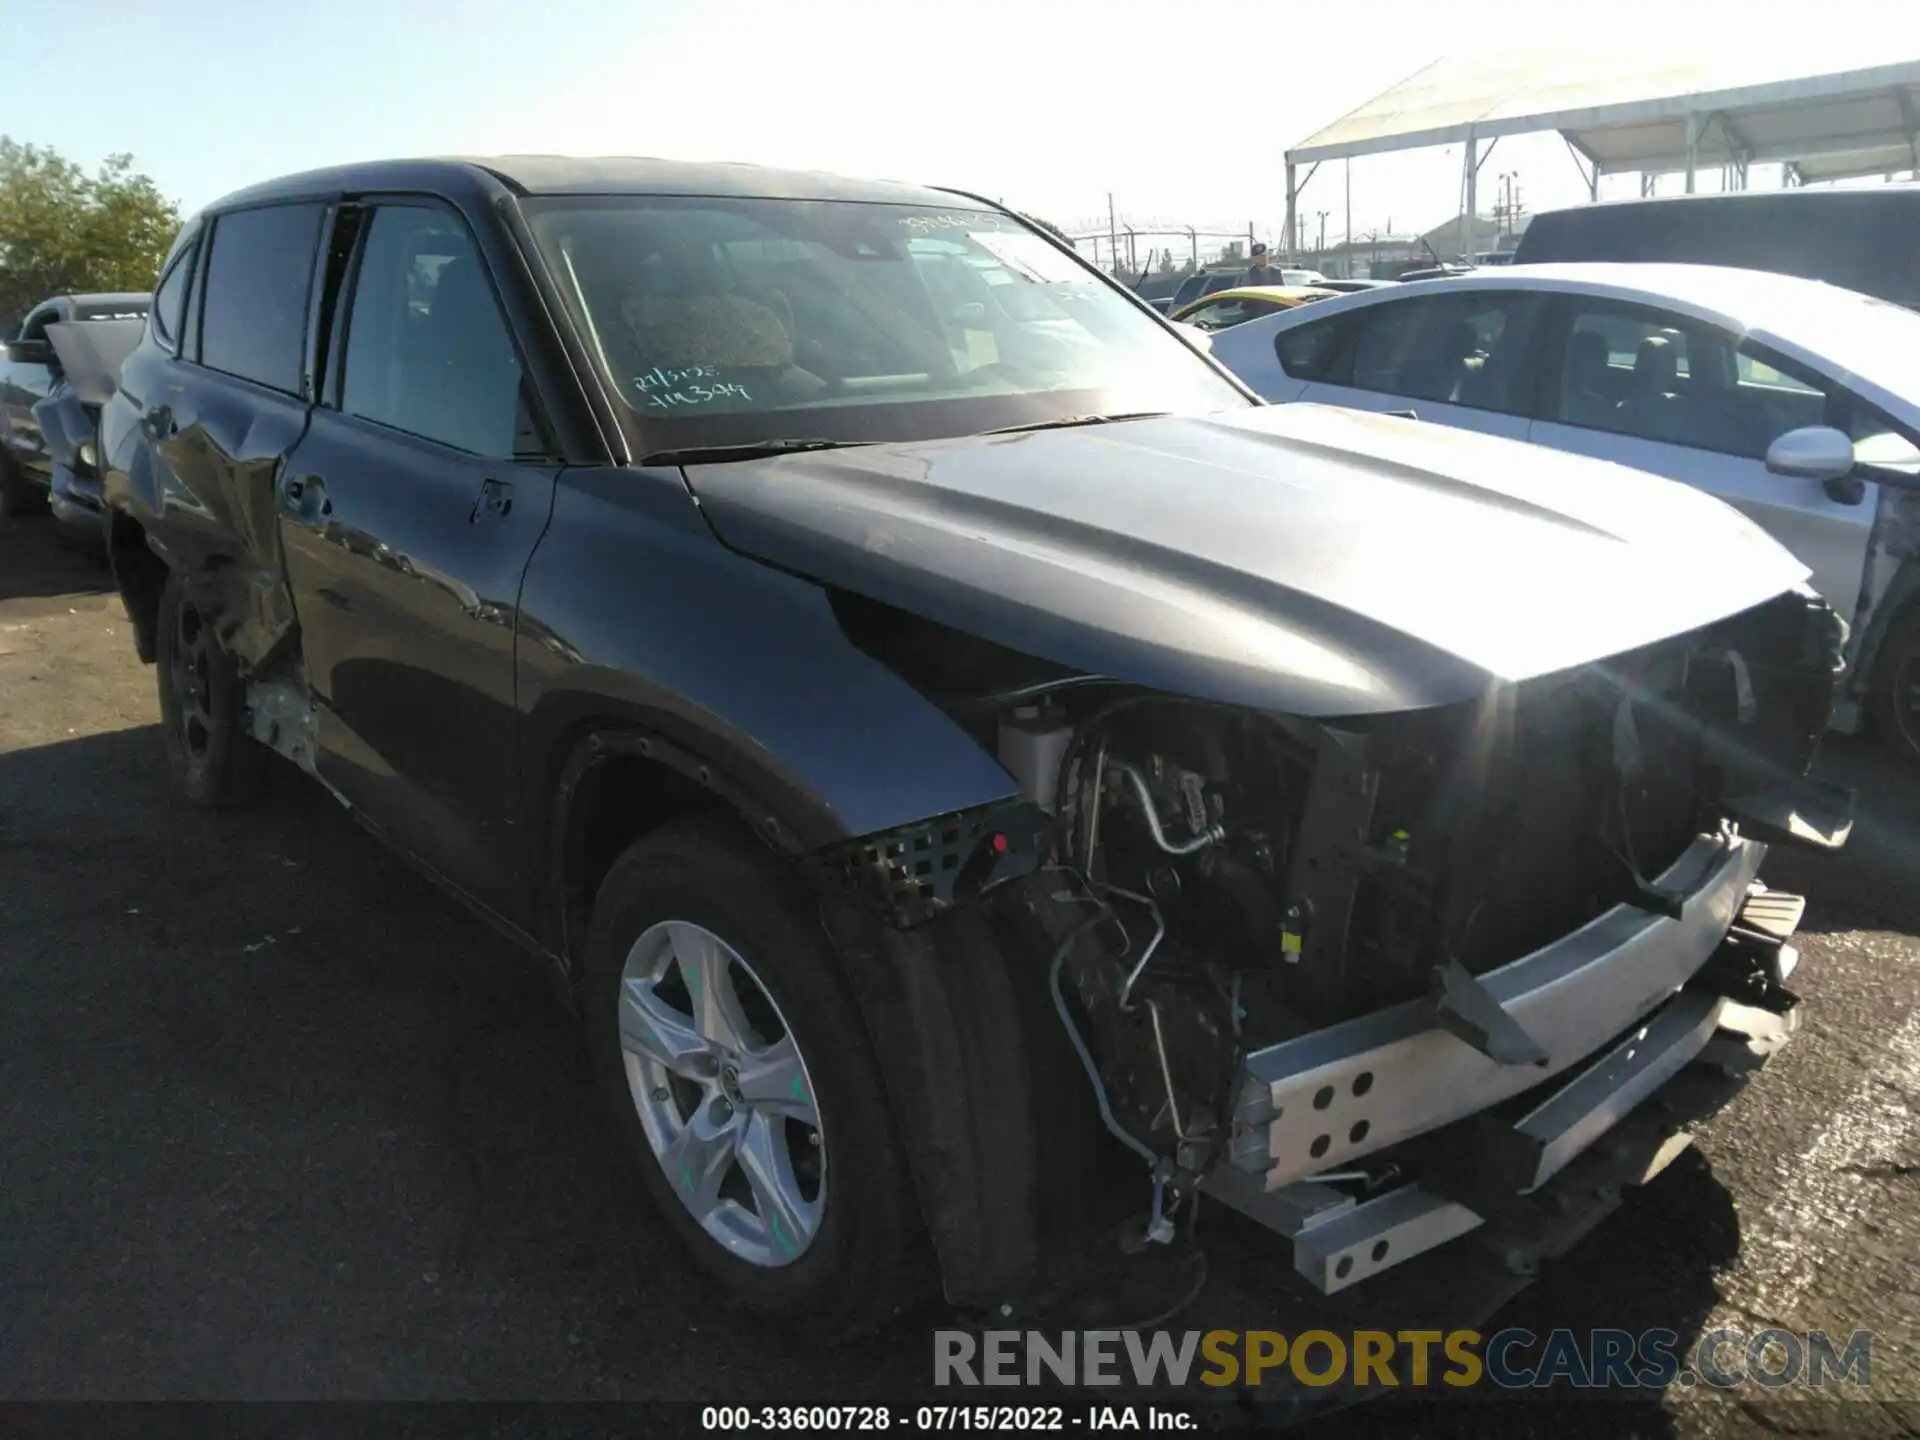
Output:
[1316, 210, 1329, 254]
[1344, 158, 1352, 270]
[1108, 193, 1119, 276]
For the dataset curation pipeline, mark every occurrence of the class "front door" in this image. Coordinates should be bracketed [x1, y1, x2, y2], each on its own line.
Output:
[278, 201, 559, 920]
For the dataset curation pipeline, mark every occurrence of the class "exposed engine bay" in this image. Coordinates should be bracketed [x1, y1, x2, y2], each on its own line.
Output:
[822, 578, 1850, 1298]
[970, 586, 1849, 1266]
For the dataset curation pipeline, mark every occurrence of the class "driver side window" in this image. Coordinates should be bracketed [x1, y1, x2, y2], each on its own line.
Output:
[1549, 302, 1835, 460]
[339, 205, 540, 458]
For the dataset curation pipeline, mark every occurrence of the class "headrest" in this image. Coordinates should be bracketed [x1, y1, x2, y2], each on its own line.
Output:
[621, 292, 794, 369]
[1567, 329, 1610, 385]
[1633, 336, 1678, 392]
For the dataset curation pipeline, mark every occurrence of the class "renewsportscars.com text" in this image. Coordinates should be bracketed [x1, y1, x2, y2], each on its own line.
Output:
[934, 1327, 1872, 1391]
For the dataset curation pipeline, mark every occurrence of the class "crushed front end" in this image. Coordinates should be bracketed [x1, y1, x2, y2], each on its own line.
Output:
[836, 584, 1853, 1306]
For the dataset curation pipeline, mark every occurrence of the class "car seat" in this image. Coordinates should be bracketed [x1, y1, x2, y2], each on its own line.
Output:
[1559, 329, 1619, 429]
[1620, 336, 1684, 441]
[621, 291, 827, 407]
[1402, 318, 1478, 404]
[405, 257, 523, 455]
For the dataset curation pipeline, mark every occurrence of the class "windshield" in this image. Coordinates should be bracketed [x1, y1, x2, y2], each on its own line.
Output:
[1757, 284, 1920, 402]
[521, 196, 1249, 452]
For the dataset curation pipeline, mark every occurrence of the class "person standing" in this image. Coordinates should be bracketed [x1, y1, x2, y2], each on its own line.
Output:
[1243, 242, 1281, 286]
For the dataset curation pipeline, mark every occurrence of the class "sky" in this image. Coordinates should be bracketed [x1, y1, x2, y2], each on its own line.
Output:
[2, 0, 1910, 261]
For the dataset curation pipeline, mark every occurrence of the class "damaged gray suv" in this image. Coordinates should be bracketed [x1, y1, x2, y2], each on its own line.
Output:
[99, 157, 1854, 1336]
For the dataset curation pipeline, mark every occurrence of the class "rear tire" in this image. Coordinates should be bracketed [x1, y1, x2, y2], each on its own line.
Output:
[154, 567, 265, 806]
[582, 814, 925, 1333]
[1867, 606, 1920, 765]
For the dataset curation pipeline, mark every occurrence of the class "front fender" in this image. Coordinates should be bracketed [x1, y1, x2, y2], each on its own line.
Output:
[515, 465, 1019, 871]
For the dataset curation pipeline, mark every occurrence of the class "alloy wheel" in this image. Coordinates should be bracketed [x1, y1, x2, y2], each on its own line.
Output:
[617, 920, 826, 1266]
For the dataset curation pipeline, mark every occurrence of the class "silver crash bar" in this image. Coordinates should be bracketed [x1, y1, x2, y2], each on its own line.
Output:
[1228, 829, 1763, 1190]
[1203, 829, 1787, 1294]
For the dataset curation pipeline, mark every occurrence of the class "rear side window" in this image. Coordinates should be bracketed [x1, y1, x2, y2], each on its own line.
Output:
[151, 236, 198, 350]
[1275, 314, 1349, 380]
[1347, 292, 1537, 414]
[199, 203, 326, 394]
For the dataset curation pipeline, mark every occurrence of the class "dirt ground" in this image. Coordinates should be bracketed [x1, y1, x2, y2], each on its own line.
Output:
[2, 518, 1916, 1435]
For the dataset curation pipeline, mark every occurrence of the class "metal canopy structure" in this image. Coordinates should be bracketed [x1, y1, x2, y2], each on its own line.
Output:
[1284, 50, 1920, 260]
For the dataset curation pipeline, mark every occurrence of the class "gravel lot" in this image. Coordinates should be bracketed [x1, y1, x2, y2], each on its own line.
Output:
[1, 520, 1916, 1436]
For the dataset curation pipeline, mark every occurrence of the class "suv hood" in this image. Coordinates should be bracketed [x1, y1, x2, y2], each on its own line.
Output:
[686, 404, 1810, 715]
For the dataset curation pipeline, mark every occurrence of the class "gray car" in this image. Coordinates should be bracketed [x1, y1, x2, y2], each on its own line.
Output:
[98, 157, 1848, 1345]
[0, 292, 150, 533]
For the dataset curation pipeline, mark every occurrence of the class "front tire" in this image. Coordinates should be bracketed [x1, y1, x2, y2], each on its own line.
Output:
[1867, 606, 1920, 765]
[154, 567, 265, 806]
[583, 814, 925, 1332]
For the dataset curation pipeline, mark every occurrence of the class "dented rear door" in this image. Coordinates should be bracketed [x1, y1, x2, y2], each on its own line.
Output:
[130, 203, 329, 666]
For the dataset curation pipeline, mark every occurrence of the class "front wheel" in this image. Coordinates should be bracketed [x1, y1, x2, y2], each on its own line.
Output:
[1867, 607, 1920, 764]
[583, 815, 925, 1332]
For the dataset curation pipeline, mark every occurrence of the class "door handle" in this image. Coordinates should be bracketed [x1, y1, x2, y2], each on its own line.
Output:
[470, 477, 513, 522]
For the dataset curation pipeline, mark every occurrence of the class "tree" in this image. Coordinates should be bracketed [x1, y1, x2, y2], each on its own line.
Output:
[0, 139, 179, 330]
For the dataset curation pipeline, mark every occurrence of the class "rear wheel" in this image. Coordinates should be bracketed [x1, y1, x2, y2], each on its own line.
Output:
[154, 567, 264, 806]
[1867, 606, 1920, 765]
[583, 815, 924, 1331]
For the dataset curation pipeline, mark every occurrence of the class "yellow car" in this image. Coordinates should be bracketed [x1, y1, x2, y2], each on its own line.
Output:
[1169, 285, 1337, 332]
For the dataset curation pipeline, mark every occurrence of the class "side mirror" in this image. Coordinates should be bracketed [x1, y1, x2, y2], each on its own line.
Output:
[1766, 426, 1855, 482]
[1, 338, 55, 367]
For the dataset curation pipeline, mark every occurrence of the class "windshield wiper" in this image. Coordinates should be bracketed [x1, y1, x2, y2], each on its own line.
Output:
[639, 438, 879, 466]
[979, 411, 1171, 437]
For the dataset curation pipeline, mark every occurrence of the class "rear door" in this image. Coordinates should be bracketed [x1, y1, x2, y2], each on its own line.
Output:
[1293, 288, 1542, 440]
[278, 200, 560, 919]
[1526, 295, 1876, 621]
[135, 203, 326, 660]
